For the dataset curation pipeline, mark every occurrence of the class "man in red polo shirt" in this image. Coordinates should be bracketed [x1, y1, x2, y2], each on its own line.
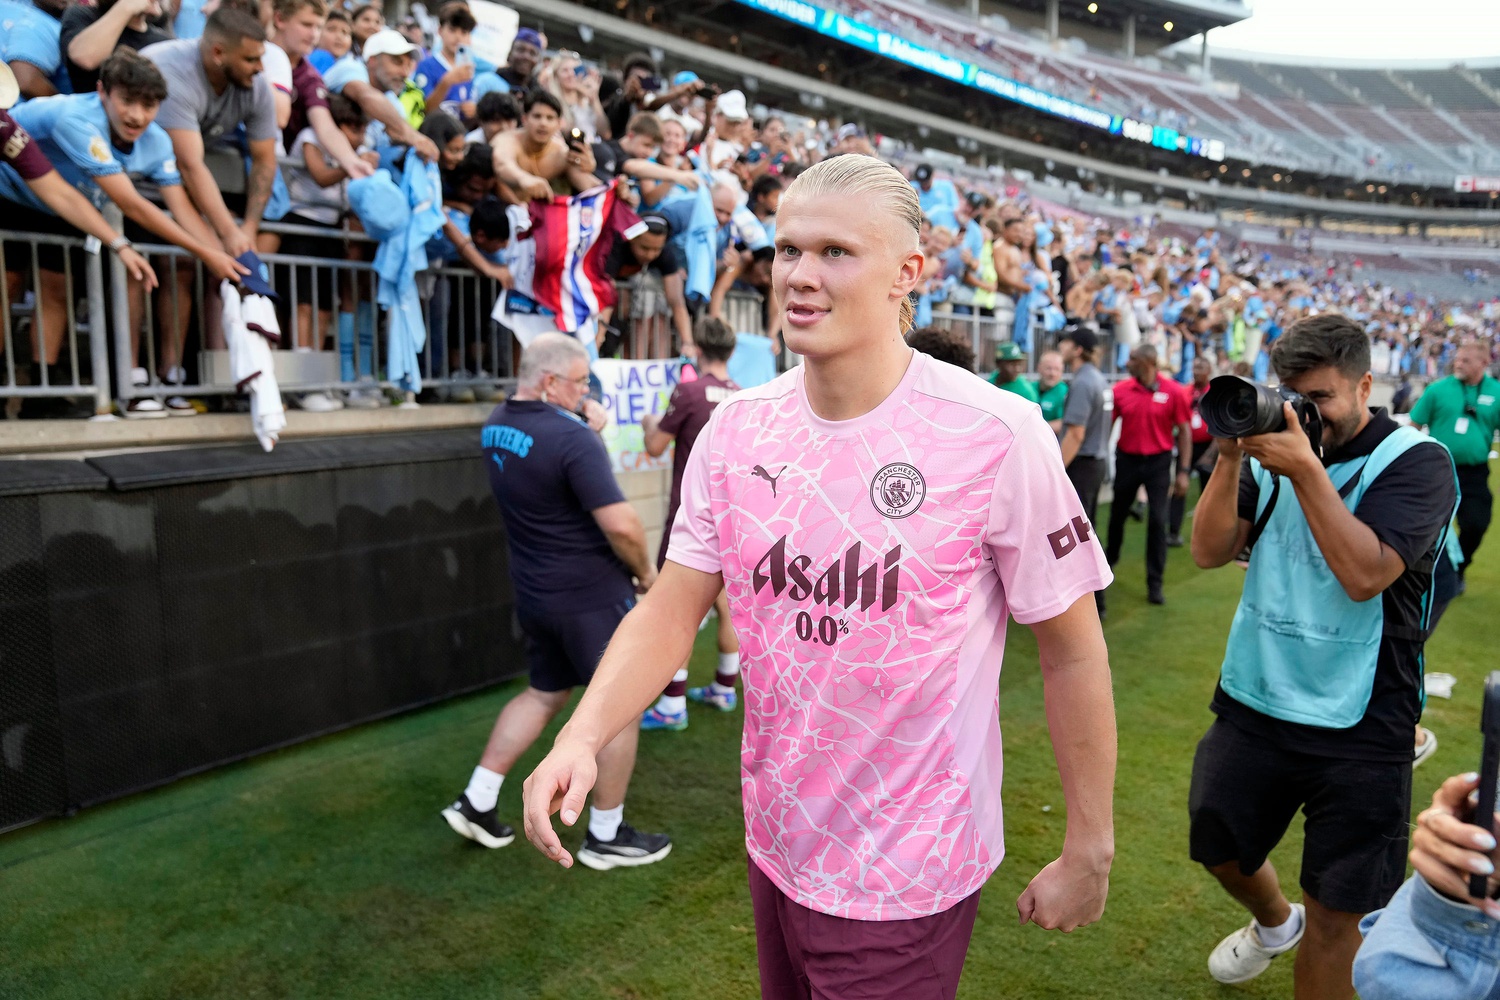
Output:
[1104, 344, 1191, 605]
[1168, 354, 1214, 548]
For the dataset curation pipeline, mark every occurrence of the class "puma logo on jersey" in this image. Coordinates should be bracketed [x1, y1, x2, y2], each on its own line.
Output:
[751, 465, 785, 497]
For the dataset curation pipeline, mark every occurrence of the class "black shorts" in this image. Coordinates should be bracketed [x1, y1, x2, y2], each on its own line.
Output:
[3, 202, 82, 273]
[1188, 718, 1412, 914]
[516, 598, 634, 692]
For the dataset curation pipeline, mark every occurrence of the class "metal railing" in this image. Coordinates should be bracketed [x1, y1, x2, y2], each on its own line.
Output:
[110, 219, 517, 409]
[0, 231, 113, 417]
[0, 210, 773, 419]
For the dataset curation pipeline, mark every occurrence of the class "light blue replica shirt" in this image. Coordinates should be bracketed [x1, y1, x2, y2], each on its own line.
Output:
[0, 0, 71, 96]
[0, 93, 179, 213]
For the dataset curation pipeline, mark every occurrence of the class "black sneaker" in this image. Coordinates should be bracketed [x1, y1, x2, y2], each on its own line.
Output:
[576, 822, 672, 870]
[1147, 586, 1166, 605]
[1166, 533, 1184, 548]
[441, 793, 515, 848]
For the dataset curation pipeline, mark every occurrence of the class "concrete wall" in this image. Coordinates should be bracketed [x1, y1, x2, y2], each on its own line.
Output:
[619, 468, 674, 563]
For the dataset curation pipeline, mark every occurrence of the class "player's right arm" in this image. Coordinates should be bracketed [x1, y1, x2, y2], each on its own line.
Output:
[522, 559, 722, 867]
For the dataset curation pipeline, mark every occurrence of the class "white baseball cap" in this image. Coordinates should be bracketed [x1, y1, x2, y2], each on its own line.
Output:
[362, 28, 419, 61]
[715, 89, 749, 122]
[0, 63, 20, 111]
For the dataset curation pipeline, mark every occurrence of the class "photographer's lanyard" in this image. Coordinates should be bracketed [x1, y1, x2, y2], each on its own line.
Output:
[1457, 383, 1479, 436]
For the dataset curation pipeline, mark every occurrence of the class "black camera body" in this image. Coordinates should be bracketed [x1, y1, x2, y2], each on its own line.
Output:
[1199, 375, 1325, 460]
[1473, 670, 1500, 899]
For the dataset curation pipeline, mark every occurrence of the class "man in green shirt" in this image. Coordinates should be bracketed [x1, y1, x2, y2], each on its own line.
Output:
[1036, 350, 1068, 432]
[1410, 341, 1500, 585]
[988, 341, 1037, 401]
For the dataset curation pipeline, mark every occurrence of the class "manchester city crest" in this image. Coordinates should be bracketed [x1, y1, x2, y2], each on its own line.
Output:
[870, 463, 926, 519]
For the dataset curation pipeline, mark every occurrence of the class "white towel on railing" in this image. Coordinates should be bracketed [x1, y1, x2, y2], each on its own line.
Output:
[221, 280, 286, 452]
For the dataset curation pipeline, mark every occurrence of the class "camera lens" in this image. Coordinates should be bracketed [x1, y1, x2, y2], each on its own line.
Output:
[1199, 376, 1288, 438]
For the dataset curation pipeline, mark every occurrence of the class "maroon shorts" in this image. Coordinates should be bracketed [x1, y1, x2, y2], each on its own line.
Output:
[747, 857, 981, 1000]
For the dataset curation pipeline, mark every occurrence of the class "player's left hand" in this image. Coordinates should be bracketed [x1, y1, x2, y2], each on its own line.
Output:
[1172, 470, 1190, 498]
[1237, 402, 1320, 480]
[1017, 851, 1110, 932]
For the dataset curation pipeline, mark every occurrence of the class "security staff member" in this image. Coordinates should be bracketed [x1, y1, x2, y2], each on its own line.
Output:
[1105, 344, 1191, 605]
[1409, 340, 1500, 589]
[1169, 355, 1215, 547]
[1189, 314, 1457, 998]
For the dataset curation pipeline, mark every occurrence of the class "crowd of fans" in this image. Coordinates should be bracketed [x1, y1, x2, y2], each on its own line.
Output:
[0, 0, 1494, 421]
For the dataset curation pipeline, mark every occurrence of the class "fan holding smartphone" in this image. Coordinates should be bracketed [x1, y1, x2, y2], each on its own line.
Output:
[1352, 674, 1500, 999]
[414, 5, 482, 123]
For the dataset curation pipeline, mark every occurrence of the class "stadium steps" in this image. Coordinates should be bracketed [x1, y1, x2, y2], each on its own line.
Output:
[1335, 69, 1425, 110]
[1398, 69, 1500, 112]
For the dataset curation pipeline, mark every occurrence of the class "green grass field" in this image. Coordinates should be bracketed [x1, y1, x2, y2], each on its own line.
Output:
[2, 489, 1495, 999]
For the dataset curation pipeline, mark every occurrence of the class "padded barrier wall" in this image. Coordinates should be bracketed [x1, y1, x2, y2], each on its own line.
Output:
[0, 431, 519, 834]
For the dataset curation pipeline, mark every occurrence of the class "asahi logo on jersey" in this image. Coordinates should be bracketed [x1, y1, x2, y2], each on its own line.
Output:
[1048, 516, 1095, 559]
[870, 463, 926, 519]
[752, 537, 901, 614]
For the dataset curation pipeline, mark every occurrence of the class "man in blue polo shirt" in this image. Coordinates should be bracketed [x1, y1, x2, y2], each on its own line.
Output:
[322, 27, 437, 165]
[441, 333, 673, 871]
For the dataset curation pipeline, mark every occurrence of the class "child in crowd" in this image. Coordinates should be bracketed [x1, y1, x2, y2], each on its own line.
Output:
[466, 91, 519, 146]
[308, 9, 351, 74]
[426, 146, 513, 394]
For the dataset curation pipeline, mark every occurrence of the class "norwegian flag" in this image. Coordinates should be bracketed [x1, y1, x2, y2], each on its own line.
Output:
[526, 183, 648, 334]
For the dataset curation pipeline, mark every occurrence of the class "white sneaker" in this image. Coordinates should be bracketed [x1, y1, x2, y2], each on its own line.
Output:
[124, 367, 167, 419]
[1414, 726, 1439, 769]
[1208, 903, 1305, 984]
[125, 397, 168, 419]
[343, 384, 383, 410]
[295, 391, 344, 413]
[164, 395, 197, 416]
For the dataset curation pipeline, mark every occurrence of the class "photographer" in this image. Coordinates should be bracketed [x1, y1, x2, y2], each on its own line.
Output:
[1188, 313, 1458, 998]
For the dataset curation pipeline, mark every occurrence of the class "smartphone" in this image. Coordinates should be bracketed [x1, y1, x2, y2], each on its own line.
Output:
[1472, 671, 1500, 898]
[642, 74, 663, 92]
[567, 127, 586, 151]
[573, 63, 588, 79]
[454, 44, 472, 65]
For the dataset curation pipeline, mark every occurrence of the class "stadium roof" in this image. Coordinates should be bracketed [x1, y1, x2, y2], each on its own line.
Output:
[1003, 0, 1250, 44]
[1201, 47, 1500, 72]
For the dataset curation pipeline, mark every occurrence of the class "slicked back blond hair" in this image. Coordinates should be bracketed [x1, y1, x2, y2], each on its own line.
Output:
[783, 155, 923, 333]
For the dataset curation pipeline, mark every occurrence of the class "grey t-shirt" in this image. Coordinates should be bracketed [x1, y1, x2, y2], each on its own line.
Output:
[142, 39, 278, 148]
[1062, 362, 1110, 460]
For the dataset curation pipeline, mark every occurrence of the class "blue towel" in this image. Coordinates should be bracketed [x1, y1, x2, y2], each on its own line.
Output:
[366, 156, 446, 394]
[727, 332, 778, 389]
[658, 182, 718, 309]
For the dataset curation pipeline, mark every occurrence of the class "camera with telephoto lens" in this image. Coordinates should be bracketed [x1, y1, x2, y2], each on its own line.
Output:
[1199, 375, 1325, 458]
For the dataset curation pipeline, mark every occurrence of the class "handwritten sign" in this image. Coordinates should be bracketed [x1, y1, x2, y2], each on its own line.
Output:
[594, 358, 681, 473]
[468, 1, 519, 71]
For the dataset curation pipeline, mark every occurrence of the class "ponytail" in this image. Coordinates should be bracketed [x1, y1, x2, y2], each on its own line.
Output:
[899, 294, 915, 335]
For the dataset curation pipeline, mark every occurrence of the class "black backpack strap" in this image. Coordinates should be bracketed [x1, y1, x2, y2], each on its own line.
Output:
[1246, 473, 1281, 552]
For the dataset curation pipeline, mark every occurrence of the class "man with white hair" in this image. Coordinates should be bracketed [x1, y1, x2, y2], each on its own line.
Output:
[441, 333, 672, 870]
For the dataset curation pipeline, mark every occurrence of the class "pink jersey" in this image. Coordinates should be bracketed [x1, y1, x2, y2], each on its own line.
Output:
[669, 351, 1112, 921]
